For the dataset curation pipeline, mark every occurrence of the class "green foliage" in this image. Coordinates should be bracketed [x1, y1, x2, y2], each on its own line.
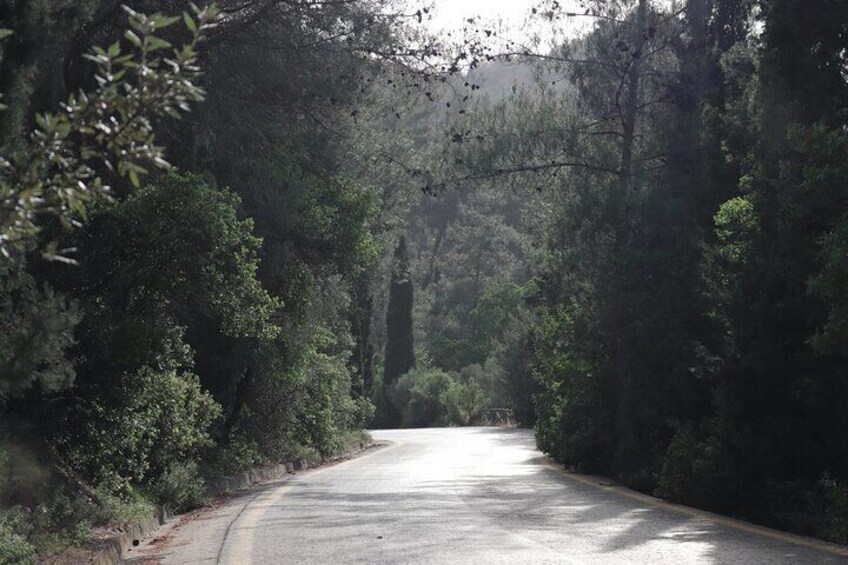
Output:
[221, 272, 373, 467]
[655, 424, 737, 511]
[386, 365, 493, 428]
[714, 196, 759, 265]
[0, 262, 79, 399]
[297, 175, 380, 278]
[0, 1, 400, 558]
[0, 437, 160, 559]
[0, 5, 217, 259]
[6, 0, 848, 555]
[791, 126, 848, 353]
[440, 379, 487, 426]
[391, 367, 453, 428]
[348, 397, 377, 431]
[818, 476, 848, 544]
[381, 236, 415, 425]
[488, 0, 848, 545]
[301, 326, 361, 456]
[27, 490, 93, 553]
[55, 366, 219, 494]
[151, 461, 208, 513]
[0, 508, 35, 565]
[490, 319, 536, 425]
[77, 173, 279, 342]
[44, 173, 287, 493]
[468, 283, 526, 354]
[413, 186, 533, 374]
[0, 3, 100, 145]
[231, 150, 380, 288]
[532, 306, 605, 470]
[204, 434, 266, 478]
[811, 212, 848, 352]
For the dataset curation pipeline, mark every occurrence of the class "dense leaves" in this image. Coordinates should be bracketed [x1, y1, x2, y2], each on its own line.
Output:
[0, 262, 79, 399]
[489, 0, 848, 543]
[0, 5, 216, 259]
[383, 238, 415, 386]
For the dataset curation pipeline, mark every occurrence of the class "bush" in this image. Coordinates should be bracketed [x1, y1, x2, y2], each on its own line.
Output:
[45, 173, 277, 496]
[0, 263, 80, 400]
[55, 366, 220, 495]
[29, 491, 92, 553]
[818, 475, 848, 544]
[300, 328, 357, 456]
[387, 365, 502, 428]
[389, 368, 454, 428]
[441, 380, 488, 426]
[205, 434, 266, 478]
[151, 461, 208, 513]
[388, 371, 416, 419]
[0, 440, 104, 558]
[348, 397, 376, 430]
[532, 306, 606, 471]
[405, 370, 453, 427]
[0, 509, 35, 565]
[655, 424, 737, 511]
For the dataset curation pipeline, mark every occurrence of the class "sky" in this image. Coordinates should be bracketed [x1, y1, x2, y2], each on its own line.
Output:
[420, 0, 583, 46]
[427, 0, 536, 30]
[423, 0, 536, 45]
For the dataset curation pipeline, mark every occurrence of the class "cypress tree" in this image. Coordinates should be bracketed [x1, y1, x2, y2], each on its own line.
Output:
[383, 235, 415, 424]
[351, 273, 375, 398]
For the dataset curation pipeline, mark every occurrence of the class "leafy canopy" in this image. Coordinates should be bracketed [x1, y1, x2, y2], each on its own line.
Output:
[0, 4, 217, 260]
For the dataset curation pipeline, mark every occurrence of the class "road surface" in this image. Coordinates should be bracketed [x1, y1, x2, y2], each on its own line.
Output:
[130, 427, 848, 564]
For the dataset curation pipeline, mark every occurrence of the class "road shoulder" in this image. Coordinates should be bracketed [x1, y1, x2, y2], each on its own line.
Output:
[124, 442, 388, 564]
[541, 456, 848, 558]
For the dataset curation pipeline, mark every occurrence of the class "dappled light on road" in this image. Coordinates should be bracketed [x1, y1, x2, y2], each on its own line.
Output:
[147, 428, 848, 565]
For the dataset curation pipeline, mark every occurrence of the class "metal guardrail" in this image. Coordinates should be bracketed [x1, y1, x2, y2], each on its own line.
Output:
[479, 408, 514, 426]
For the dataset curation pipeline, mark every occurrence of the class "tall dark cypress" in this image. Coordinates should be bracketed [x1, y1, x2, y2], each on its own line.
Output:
[383, 235, 415, 414]
[351, 273, 375, 398]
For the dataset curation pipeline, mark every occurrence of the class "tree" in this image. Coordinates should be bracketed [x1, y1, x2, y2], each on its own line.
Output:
[382, 235, 414, 424]
[0, 5, 216, 259]
[45, 173, 275, 492]
[0, 261, 80, 400]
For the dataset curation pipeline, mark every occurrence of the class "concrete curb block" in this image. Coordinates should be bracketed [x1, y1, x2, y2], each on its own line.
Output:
[89, 511, 171, 565]
[203, 442, 370, 497]
[82, 439, 372, 565]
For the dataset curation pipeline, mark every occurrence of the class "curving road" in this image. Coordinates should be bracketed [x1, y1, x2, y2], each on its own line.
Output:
[131, 427, 848, 565]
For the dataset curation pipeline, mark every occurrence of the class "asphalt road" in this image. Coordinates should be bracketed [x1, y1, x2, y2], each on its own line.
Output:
[132, 427, 848, 565]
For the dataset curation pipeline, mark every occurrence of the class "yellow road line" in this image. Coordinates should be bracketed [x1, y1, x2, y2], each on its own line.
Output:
[542, 457, 848, 557]
[220, 483, 294, 564]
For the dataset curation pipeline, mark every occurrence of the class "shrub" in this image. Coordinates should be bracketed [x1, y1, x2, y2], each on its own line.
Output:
[55, 367, 220, 495]
[205, 434, 266, 478]
[0, 509, 34, 565]
[532, 306, 606, 471]
[655, 424, 737, 512]
[819, 475, 848, 544]
[151, 461, 208, 513]
[441, 381, 488, 426]
[348, 397, 376, 430]
[0, 263, 80, 400]
[390, 368, 454, 428]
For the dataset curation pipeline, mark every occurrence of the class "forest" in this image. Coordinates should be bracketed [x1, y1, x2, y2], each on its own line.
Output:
[0, 0, 847, 561]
